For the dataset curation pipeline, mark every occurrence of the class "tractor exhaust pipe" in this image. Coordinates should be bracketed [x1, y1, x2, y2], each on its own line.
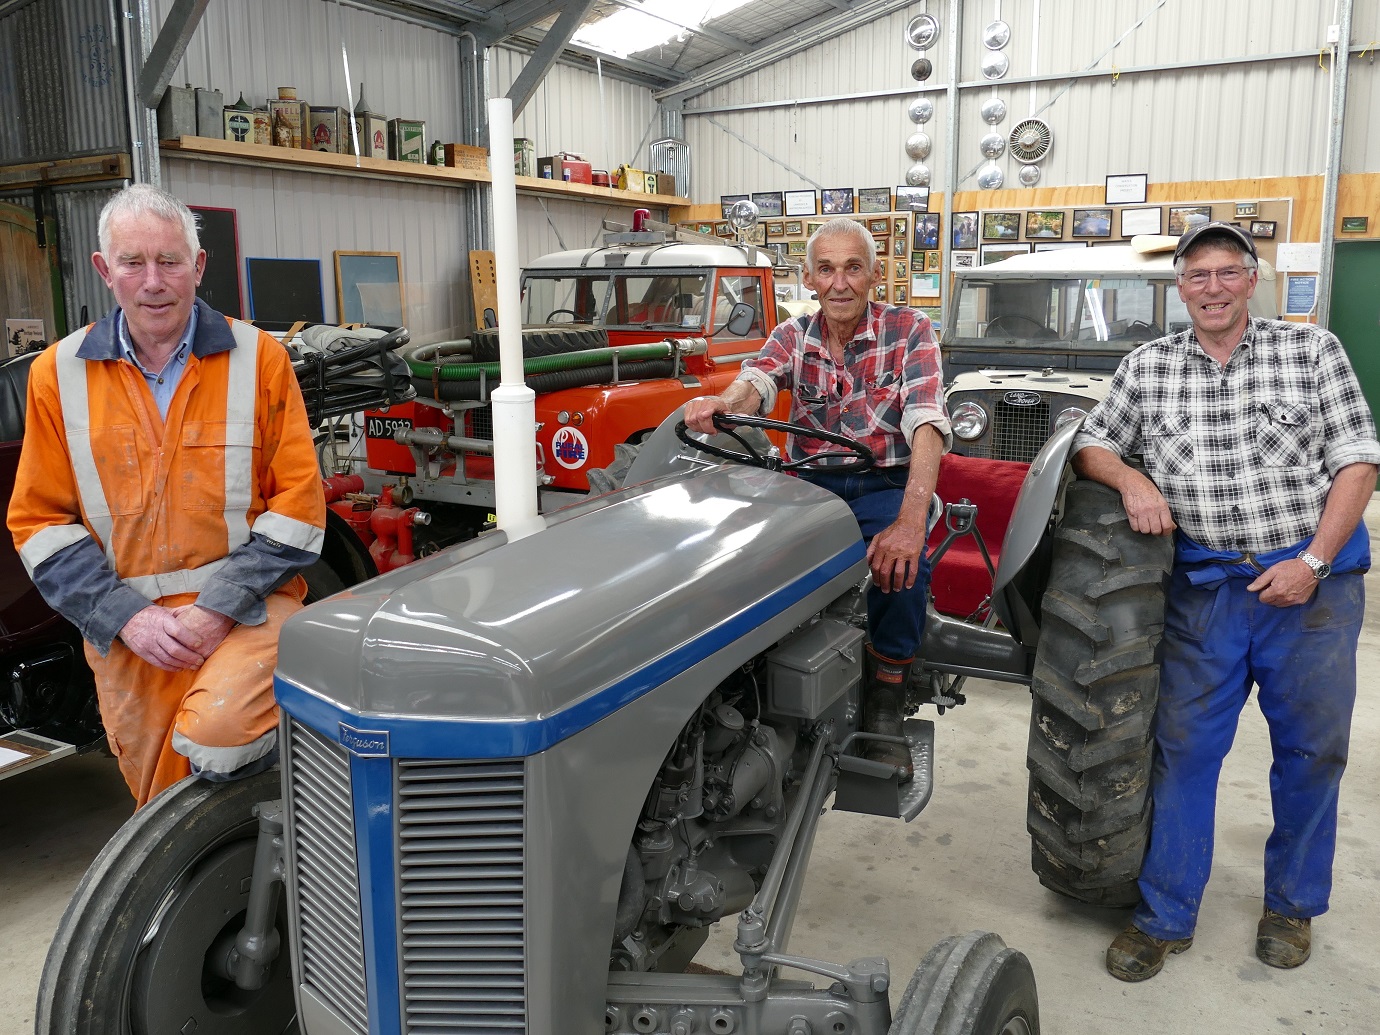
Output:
[487, 97, 545, 542]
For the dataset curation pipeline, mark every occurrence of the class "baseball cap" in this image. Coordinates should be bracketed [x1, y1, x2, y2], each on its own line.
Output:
[1172, 220, 1258, 263]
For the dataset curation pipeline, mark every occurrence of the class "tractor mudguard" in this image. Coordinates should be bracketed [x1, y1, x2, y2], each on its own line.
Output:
[273, 465, 869, 1034]
[989, 417, 1082, 645]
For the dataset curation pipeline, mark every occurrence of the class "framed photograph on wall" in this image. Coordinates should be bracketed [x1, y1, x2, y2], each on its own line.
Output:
[1120, 207, 1162, 236]
[913, 213, 940, 250]
[765, 220, 785, 237]
[980, 243, 1032, 265]
[787, 240, 807, 256]
[1072, 208, 1113, 238]
[867, 218, 891, 235]
[894, 259, 908, 280]
[1341, 215, 1369, 233]
[893, 216, 909, 238]
[334, 251, 404, 327]
[894, 237, 908, 257]
[858, 187, 892, 213]
[751, 191, 784, 217]
[894, 186, 930, 212]
[715, 221, 733, 237]
[784, 190, 817, 216]
[952, 251, 977, 268]
[1235, 201, 1259, 218]
[893, 285, 908, 305]
[821, 188, 855, 214]
[982, 211, 1021, 240]
[720, 194, 748, 219]
[1024, 210, 1065, 239]
[1105, 173, 1148, 205]
[1168, 206, 1212, 235]
[1034, 241, 1088, 252]
[952, 211, 978, 249]
[1249, 219, 1277, 239]
[925, 250, 941, 271]
[806, 220, 826, 235]
[784, 219, 804, 235]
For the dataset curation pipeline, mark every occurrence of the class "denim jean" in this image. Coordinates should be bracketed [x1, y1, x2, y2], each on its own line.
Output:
[1133, 569, 1363, 940]
[798, 466, 929, 660]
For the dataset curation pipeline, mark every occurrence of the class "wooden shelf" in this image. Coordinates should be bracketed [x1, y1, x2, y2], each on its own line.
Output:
[159, 136, 689, 208]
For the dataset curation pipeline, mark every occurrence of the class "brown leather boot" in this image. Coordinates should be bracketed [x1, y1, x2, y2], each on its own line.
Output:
[1257, 910, 1311, 969]
[863, 645, 914, 782]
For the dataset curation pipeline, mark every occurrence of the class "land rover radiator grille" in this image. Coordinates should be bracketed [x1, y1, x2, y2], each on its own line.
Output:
[287, 721, 369, 1034]
[992, 398, 1050, 463]
[397, 759, 527, 1034]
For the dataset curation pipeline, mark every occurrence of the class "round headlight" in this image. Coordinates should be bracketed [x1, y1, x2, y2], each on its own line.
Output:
[950, 400, 989, 441]
[1055, 406, 1088, 430]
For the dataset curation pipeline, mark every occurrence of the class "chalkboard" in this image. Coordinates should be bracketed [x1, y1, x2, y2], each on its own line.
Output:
[189, 205, 241, 318]
[244, 258, 324, 331]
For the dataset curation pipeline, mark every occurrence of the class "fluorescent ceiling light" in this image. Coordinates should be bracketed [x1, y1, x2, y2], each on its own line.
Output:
[573, 0, 753, 59]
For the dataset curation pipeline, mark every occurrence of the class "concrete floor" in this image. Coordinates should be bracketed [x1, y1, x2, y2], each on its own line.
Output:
[4, 509, 1379, 1035]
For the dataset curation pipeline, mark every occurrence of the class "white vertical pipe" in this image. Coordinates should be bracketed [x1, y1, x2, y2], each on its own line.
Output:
[487, 97, 546, 542]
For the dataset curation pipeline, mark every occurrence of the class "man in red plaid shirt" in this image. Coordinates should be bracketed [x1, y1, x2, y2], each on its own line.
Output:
[685, 218, 950, 780]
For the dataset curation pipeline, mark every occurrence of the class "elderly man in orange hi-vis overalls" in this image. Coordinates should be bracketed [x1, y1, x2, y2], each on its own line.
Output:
[8, 184, 326, 808]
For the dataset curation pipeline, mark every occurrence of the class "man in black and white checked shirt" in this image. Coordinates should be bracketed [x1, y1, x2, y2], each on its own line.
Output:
[1072, 221, 1380, 982]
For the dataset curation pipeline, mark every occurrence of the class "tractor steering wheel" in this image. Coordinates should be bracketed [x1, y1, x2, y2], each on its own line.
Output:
[675, 412, 875, 473]
[545, 308, 578, 323]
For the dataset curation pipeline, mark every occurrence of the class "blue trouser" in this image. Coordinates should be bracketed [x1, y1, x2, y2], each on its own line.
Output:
[1133, 567, 1363, 941]
[799, 467, 928, 660]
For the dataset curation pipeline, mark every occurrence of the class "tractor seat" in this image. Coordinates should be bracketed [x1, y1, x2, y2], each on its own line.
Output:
[926, 452, 1031, 619]
[0, 351, 38, 443]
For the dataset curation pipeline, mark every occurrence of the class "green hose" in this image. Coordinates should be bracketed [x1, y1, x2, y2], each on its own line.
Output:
[405, 342, 678, 381]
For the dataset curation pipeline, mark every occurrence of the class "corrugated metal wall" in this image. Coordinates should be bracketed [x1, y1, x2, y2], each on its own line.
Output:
[51, 185, 120, 331]
[489, 46, 661, 175]
[152, 0, 465, 140]
[682, 0, 1380, 200]
[0, 0, 128, 163]
[163, 160, 471, 341]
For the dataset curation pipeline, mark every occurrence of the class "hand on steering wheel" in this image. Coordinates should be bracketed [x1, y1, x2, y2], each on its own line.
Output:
[675, 412, 875, 473]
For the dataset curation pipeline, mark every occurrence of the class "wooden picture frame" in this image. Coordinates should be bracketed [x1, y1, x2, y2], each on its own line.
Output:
[806, 220, 826, 235]
[873, 284, 887, 302]
[893, 237, 907, 257]
[867, 218, 891, 235]
[784, 190, 817, 216]
[765, 220, 785, 237]
[982, 211, 1021, 240]
[335, 251, 403, 327]
[1341, 215, 1369, 233]
[858, 187, 892, 214]
[893, 216, 909, 238]
[784, 219, 804, 236]
[190, 205, 243, 319]
[1235, 201, 1259, 218]
[925, 250, 941, 271]
[952, 251, 977, 268]
[1071, 208, 1113, 238]
[715, 221, 733, 237]
[1249, 219, 1277, 239]
[911, 272, 941, 297]
[751, 191, 784, 218]
[786, 239, 807, 256]
[245, 257, 324, 332]
[894, 259, 908, 280]
[893, 284, 908, 305]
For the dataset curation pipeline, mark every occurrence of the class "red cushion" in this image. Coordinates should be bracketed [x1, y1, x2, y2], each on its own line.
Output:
[926, 453, 1030, 618]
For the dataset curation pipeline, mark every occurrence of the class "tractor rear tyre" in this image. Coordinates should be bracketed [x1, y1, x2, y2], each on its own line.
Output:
[890, 930, 1039, 1035]
[35, 770, 295, 1035]
[1026, 477, 1172, 907]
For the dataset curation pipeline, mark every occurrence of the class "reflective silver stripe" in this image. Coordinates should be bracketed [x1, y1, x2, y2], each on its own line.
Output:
[253, 511, 325, 553]
[172, 727, 277, 775]
[53, 330, 117, 565]
[123, 557, 229, 600]
[224, 322, 261, 550]
[18, 523, 92, 577]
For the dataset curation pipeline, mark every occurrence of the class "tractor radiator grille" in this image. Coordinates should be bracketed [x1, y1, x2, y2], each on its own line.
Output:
[992, 399, 1051, 463]
[397, 759, 527, 1034]
[286, 720, 369, 1034]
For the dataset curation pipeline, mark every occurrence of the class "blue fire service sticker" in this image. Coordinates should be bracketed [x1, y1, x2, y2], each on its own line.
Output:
[339, 723, 390, 757]
[552, 426, 589, 469]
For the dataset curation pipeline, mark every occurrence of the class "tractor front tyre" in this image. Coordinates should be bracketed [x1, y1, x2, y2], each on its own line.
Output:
[890, 931, 1039, 1035]
[1025, 477, 1172, 907]
[35, 770, 295, 1035]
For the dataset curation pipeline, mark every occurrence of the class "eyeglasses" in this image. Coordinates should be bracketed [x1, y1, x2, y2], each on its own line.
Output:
[1179, 265, 1254, 288]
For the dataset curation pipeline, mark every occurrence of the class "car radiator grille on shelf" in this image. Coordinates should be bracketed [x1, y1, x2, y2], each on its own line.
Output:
[286, 720, 370, 1035]
[397, 759, 527, 1035]
[992, 399, 1051, 463]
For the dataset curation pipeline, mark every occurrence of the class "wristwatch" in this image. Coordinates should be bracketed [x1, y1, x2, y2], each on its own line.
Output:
[1297, 550, 1332, 580]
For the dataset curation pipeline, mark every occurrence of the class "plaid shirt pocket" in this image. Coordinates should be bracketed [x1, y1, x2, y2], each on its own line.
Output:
[1254, 401, 1311, 467]
[1147, 412, 1195, 476]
